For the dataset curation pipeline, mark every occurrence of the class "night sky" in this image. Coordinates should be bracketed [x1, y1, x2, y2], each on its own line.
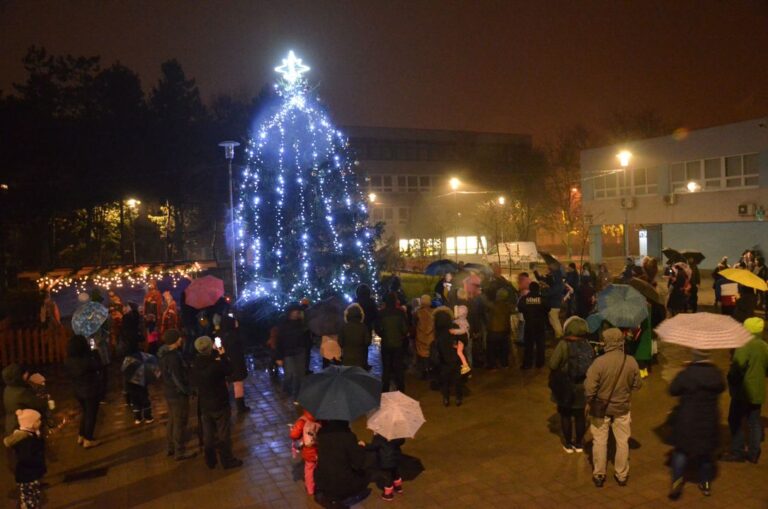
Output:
[2, 0, 767, 143]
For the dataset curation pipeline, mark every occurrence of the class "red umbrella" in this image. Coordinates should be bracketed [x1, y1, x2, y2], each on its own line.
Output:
[184, 275, 225, 309]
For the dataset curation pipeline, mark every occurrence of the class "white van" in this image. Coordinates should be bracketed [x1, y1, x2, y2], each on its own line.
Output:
[484, 242, 540, 269]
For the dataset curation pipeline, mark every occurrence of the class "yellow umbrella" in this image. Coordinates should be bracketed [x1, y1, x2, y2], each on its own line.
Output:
[719, 268, 768, 292]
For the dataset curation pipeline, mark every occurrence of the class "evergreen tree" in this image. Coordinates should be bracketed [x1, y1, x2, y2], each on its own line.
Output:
[236, 52, 377, 305]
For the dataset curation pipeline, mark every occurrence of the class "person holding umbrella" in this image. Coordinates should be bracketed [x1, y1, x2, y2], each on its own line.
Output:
[64, 335, 103, 449]
[667, 349, 725, 500]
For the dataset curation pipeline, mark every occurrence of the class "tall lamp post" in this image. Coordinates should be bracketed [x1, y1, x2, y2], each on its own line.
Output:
[219, 141, 240, 300]
[125, 198, 141, 264]
[449, 177, 461, 261]
[617, 150, 632, 259]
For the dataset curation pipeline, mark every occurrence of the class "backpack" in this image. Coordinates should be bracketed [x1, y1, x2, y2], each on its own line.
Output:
[301, 418, 321, 448]
[567, 340, 594, 383]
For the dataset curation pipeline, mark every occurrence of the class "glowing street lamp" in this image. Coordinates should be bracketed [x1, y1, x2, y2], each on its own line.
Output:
[449, 177, 461, 191]
[125, 198, 141, 209]
[219, 140, 241, 299]
[686, 181, 701, 193]
[368, 192, 377, 203]
[617, 150, 632, 168]
[497, 196, 506, 206]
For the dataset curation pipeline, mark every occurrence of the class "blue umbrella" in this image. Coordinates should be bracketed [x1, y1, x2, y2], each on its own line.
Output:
[297, 365, 381, 421]
[424, 259, 459, 276]
[71, 301, 109, 337]
[586, 312, 604, 333]
[597, 284, 648, 328]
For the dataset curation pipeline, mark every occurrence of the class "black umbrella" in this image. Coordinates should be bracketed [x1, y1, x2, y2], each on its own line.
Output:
[538, 251, 560, 268]
[662, 248, 686, 264]
[297, 366, 382, 421]
[304, 296, 345, 336]
[424, 259, 459, 276]
[681, 250, 705, 265]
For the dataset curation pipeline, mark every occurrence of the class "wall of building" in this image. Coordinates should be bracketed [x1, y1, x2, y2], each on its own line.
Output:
[662, 222, 767, 267]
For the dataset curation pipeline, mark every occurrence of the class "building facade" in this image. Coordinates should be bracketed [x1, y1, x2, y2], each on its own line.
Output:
[581, 117, 768, 266]
[345, 126, 532, 259]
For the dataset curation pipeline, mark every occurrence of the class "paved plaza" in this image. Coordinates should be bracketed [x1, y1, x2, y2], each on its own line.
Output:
[2, 329, 767, 509]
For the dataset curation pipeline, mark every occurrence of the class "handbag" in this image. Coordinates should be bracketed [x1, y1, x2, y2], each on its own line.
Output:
[588, 354, 626, 419]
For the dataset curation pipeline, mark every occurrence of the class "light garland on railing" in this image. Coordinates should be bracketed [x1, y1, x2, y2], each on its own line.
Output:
[37, 263, 203, 293]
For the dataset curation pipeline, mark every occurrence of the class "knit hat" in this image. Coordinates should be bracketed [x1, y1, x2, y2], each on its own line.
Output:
[194, 336, 213, 355]
[162, 329, 182, 346]
[602, 328, 624, 345]
[563, 316, 589, 337]
[744, 317, 764, 335]
[16, 409, 41, 433]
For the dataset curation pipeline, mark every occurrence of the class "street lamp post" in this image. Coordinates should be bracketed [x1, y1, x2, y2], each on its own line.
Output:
[449, 178, 461, 261]
[219, 141, 240, 300]
[617, 150, 632, 259]
[125, 198, 141, 264]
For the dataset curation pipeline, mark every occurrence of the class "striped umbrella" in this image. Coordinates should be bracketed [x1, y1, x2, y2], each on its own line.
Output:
[655, 312, 752, 350]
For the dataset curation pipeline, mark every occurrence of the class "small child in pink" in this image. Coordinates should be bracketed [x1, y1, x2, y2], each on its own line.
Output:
[450, 305, 471, 374]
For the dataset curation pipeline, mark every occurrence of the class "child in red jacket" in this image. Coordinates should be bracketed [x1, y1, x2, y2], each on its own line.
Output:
[290, 410, 321, 496]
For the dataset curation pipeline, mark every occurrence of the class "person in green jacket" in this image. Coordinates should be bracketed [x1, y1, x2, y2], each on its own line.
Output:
[722, 317, 768, 464]
[375, 293, 408, 393]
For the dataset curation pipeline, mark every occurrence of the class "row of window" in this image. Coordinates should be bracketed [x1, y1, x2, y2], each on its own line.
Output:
[366, 174, 435, 193]
[351, 141, 520, 163]
[398, 236, 488, 257]
[370, 206, 409, 224]
[592, 152, 759, 199]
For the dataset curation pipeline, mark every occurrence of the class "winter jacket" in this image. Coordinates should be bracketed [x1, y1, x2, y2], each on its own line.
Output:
[670, 362, 725, 456]
[315, 420, 368, 500]
[190, 352, 232, 413]
[364, 434, 405, 470]
[487, 299, 513, 334]
[733, 291, 757, 323]
[339, 304, 370, 369]
[64, 353, 102, 401]
[517, 292, 550, 337]
[537, 268, 565, 309]
[548, 338, 590, 409]
[3, 430, 46, 483]
[434, 308, 462, 367]
[584, 346, 642, 417]
[222, 330, 248, 381]
[375, 307, 408, 351]
[729, 336, 768, 405]
[290, 411, 319, 462]
[275, 319, 310, 360]
[2, 365, 47, 435]
[158, 346, 191, 400]
[414, 307, 435, 358]
[355, 286, 379, 334]
[121, 352, 159, 387]
[120, 309, 143, 351]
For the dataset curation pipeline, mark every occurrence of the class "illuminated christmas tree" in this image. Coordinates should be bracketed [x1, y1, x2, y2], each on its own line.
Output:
[236, 51, 378, 305]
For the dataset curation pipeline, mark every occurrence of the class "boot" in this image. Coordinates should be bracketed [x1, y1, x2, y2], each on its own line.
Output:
[204, 448, 218, 469]
[381, 486, 394, 502]
[236, 397, 251, 414]
[393, 478, 403, 494]
[668, 478, 684, 500]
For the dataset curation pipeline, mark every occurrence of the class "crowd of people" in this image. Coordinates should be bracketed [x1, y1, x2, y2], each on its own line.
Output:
[2, 249, 767, 508]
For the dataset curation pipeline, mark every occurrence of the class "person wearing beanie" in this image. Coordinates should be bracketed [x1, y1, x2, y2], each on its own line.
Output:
[548, 316, 595, 453]
[667, 349, 725, 500]
[723, 317, 768, 464]
[374, 292, 408, 393]
[584, 327, 642, 487]
[190, 335, 242, 470]
[157, 329, 195, 461]
[4, 409, 45, 509]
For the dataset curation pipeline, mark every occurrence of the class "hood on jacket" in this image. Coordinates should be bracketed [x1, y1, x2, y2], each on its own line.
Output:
[2, 364, 25, 386]
[344, 303, 365, 324]
[563, 316, 589, 338]
[602, 328, 625, 352]
[454, 305, 468, 320]
[433, 306, 454, 330]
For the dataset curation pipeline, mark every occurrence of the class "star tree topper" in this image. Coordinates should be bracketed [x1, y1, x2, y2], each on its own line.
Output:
[274, 50, 310, 84]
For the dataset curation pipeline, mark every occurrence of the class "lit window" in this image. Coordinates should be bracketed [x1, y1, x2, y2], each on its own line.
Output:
[670, 153, 759, 192]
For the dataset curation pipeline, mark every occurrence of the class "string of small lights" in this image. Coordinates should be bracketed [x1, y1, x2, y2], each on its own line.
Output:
[37, 263, 202, 293]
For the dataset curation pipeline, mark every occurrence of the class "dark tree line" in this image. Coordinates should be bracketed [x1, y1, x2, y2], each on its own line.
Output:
[0, 47, 265, 288]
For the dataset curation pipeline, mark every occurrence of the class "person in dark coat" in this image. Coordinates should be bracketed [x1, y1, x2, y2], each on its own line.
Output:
[314, 420, 370, 507]
[360, 433, 406, 501]
[275, 304, 311, 403]
[667, 350, 725, 500]
[64, 335, 102, 448]
[733, 286, 757, 323]
[190, 336, 242, 470]
[355, 284, 379, 338]
[375, 293, 408, 393]
[157, 329, 195, 461]
[119, 302, 143, 354]
[434, 307, 465, 407]
[219, 314, 250, 414]
[667, 264, 689, 316]
[339, 303, 370, 369]
[2, 364, 47, 436]
[518, 282, 551, 369]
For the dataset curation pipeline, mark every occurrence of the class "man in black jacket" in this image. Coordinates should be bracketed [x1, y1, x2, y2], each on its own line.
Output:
[517, 282, 551, 369]
[276, 305, 310, 404]
[190, 336, 242, 470]
[158, 329, 196, 461]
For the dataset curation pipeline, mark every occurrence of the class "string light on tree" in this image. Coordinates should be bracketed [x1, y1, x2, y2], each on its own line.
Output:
[236, 51, 378, 306]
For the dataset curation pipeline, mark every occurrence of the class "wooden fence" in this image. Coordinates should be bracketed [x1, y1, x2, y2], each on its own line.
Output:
[0, 327, 69, 366]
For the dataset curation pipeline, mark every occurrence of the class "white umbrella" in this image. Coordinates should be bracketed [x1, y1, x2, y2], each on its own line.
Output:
[366, 391, 425, 441]
[655, 312, 752, 350]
